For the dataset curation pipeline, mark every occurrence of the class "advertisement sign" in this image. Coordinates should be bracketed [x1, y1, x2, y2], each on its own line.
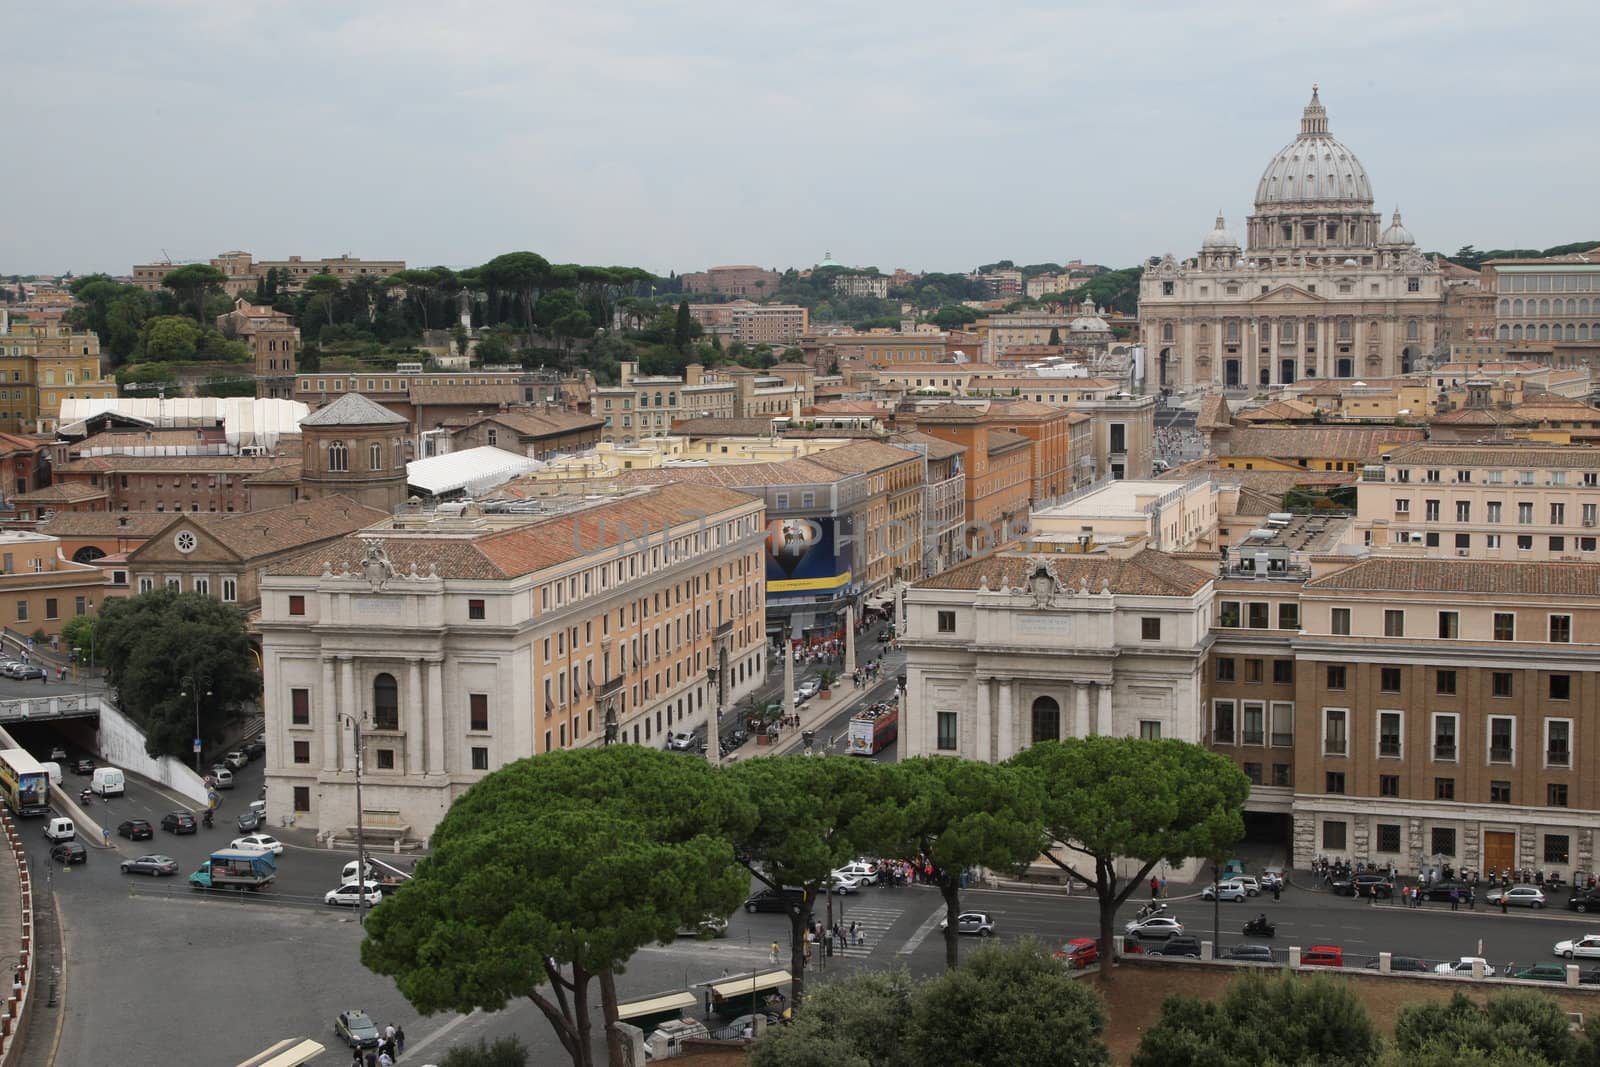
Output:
[765, 516, 853, 597]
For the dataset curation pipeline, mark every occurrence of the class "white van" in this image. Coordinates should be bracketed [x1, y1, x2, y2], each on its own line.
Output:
[91, 767, 125, 796]
[43, 817, 74, 842]
[39, 761, 61, 787]
[211, 767, 234, 790]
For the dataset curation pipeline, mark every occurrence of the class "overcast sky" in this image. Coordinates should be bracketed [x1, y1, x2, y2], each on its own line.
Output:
[9, 1, 1596, 278]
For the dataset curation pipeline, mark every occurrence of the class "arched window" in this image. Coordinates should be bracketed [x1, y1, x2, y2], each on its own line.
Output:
[1161, 322, 1174, 342]
[1581, 298, 1591, 316]
[369, 443, 383, 471]
[1406, 319, 1419, 341]
[1580, 324, 1592, 340]
[327, 440, 348, 472]
[1513, 299, 1524, 316]
[1498, 324, 1510, 340]
[1031, 696, 1061, 744]
[654, 392, 662, 407]
[1512, 325, 1523, 340]
[373, 673, 399, 730]
[1539, 298, 1550, 316]
[1498, 299, 1509, 315]
[1198, 323, 1210, 337]
[1567, 324, 1578, 341]
[72, 545, 106, 564]
[1538, 324, 1550, 340]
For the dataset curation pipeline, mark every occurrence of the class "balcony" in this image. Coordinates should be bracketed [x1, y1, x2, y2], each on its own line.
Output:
[1323, 739, 1347, 757]
[1489, 745, 1514, 764]
[1212, 731, 1236, 745]
[1271, 732, 1294, 748]
[1433, 743, 1457, 761]
[1379, 741, 1402, 758]
[1547, 748, 1571, 767]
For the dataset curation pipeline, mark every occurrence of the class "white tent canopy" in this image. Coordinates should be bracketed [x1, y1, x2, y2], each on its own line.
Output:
[56, 397, 310, 449]
[406, 446, 542, 498]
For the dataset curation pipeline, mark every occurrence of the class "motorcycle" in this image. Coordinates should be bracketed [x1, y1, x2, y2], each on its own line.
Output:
[78, 788, 92, 806]
[1135, 901, 1169, 921]
[1243, 915, 1276, 938]
[202, 809, 214, 829]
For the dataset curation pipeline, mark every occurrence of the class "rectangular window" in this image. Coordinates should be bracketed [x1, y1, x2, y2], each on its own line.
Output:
[291, 688, 310, 725]
[1493, 612, 1515, 640]
[1550, 674, 1571, 700]
[1325, 771, 1346, 795]
[1518, 535, 1533, 550]
[1550, 614, 1573, 643]
[1247, 602, 1270, 629]
[1548, 783, 1570, 808]
[1243, 702, 1265, 745]
[376, 749, 395, 770]
[1380, 667, 1401, 693]
[1487, 501, 1502, 523]
[1425, 499, 1440, 522]
[1433, 714, 1458, 761]
[1272, 763, 1293, 787]
[1243, 762, 1262, 785]
[1379, 711, 1402, 757]
[288, 595, 306, 616]
[1379, 775, 1400, 799]
[1434, 778, 1455, 801]
[1383, 609, 1405, 637]
[1437, 611, 1459, 639]
[1487, 534, 1501, 549]
[1215, 657, 1235, 682]
[1323, 708, 1347, 756]
[44, 598, 57, 620]
[1326, 665, 1346, 690]
[468, 599, 486, 620]
[1490, 780, 1511, 804]
[1331, 607, 1350, 635]
[470, 693, 489, 732]
[936, 610, 956, 634]
[1518, 502, 1534, 524]
[1431, 827, 1456, 856]
[1547, 720, 1571, 767]
[293, 786, 310, 812]
[1456, 501, 1471, 522]
[1546, 834, 1571, 863]
[1139, 720, 1162, 740]
[1212, 700, 1236, 744]
[1322, 820, 1347, 850]
[1436, 669, 1456, 695]
[1272, 659, 1294, 685]
[1140, 617, 1161, 640]
[1219, 601, 1241, 627]
[1489, 716, 1514, 763]
[292, 740, 309, 764]
[1270, 703, 1294, 747]
[1552, 502, 1567, 525]
[1278, 603, 1299, 630]
[937, 711, 958, 751]
[1377, 824, 1402, 852]
[1245, 659, 1263, 684]
[470, 747, 489, 771]
[1492, 672, 1513, 697]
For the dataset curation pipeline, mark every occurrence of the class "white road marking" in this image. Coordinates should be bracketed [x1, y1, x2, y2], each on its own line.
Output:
[898, 905, 948, 955]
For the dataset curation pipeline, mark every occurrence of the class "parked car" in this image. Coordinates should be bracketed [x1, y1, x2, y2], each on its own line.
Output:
[210, 767, 235, 790]
[72, 757, 95, 775]
[334, 1010, 381, 1049]
[1418, 879, 1471, 902]
[1583, 969, 1600, 987]
[230, 834, 284, 856]
[939, 912, 995, 937]
[832, 861, 880, 885]
[1054, 938, 1099, 969]
[1149, 935, 1204, 958]
[160, 811, 198, 835]
[1223, 944, 1276, 962]
[1487, 885, 1547, 909]
[1350, 874, 1394, 899]
[797, 679, 821, 700]
[1300, 945, 1344, 967]
[117, 818, 153, 841]
[1513, 963, 1568, 982]
[1227, 875, 1261, 896]
[50, 841, 87, 865]
[828, 871, 868, 894]
[9, 664, 45, 681]
[1259, 867, 1286, 891]
[744, 888, 806, 914]
[120, 854, 179, 877]
[665, 732, 698, 752]
[1434, 957, 1496, 977]
[325, 882, 384, 908]
[1365, 955, 1432, 973]
[223, 750, 249, 770]
[676, 915, 730, 939]
[1568, 890, 1600, 913]
[1124, 915, 1185, 940]
[243, 740, 266, 760]
[1202, 881, 1249, 902]
[1555, 934, 1600, 960]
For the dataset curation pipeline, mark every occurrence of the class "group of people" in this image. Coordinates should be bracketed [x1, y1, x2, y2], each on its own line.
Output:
[351, 1023, 405, 1065]
[792, 641, 845, 666]
[1400, 883, 1474, 910]
[790, 918, 868, 962]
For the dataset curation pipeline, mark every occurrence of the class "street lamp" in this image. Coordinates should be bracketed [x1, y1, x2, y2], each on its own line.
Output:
[180, 674, 212, 775]
[337, 711, 371, 925]
[705, 664, 721, 768]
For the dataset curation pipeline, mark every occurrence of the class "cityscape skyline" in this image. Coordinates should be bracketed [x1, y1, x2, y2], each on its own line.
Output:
[7, 1, 1598, 276]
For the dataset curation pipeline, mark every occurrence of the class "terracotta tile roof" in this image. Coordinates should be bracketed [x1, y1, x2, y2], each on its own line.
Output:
[1382, 441, 1600, 469]
[243, 460, 304, 484]
[138, 495, 390, 560]
[617, 457, 847, 489]
[803, 401, 887, 415]
[988, 399, 1061, 417]
[1197, 395, 1232, 430]
[1221, 426, 1424, 459]
[268, 483, 759, 579]
[669, 418, 778, 437]
[461, 409, 603, 438]
[1513, 403, 1600, 423]
[1429, 408, 1530, 426]
[0, 431, 49, 455]
[13, 483, 109, 504]
[909, 403, 988, 421]
[987, 430, 1031, 455]
[73, 429, 218, 451]
[1308, 557, 1600, 596]
[915, 548, 1211, 597]
[52, 454, 295, 475]
[889, 431, 966, 461]
[37, 511, 173, 537]
[408, 384, 527, 406]
[1237, 399, 1318, 422]
[1158, 460, 1357, 492]
[806, 441, 921, 474]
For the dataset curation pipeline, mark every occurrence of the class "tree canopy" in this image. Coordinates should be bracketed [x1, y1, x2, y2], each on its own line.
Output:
[1391, 990, 1577, 1067]
[160, 263, 228, 321]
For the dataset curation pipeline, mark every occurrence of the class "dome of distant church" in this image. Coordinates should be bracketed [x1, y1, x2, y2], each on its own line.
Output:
[1201, 214, 1240, 250]
[1254, 86, 1373, 208]
[1069, 299, 1109, 333]
[1378, 208, 1415, 247]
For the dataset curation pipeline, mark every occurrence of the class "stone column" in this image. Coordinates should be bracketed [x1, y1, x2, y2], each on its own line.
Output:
[405, 659, 424, 775]
[974, 678, 992, 763]
[783, 640, 795, 721]
[1075, 682, 1091, 737]
[425, 658, 446, 774]
[321, 657, 339, 772]
[844, 603, 855, 675]
[339, 656, 358, 770]
[1096, 682, 1112, 736]
[996, 680, 1014, 761]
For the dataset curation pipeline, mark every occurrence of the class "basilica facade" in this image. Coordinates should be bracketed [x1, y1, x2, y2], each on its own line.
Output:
[1139, 88, 1446, 393]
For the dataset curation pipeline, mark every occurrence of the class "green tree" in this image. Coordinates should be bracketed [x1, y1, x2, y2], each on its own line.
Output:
[440, 1036, 530, 1067]
[1392, 989, 1575, 1067]
[724, 756, 895, 1005]
[749, 968, 914, 1067]
[882, 758, 1046, 970]
[673, 299, 693, 351]
[302, 273, 343, 332]
[1008, 737, 1249, 973]
[362, 747, 755, 1067]
[1048, 326, 1061, 345]
[61, 615, 96, 664]
[92, 591, 259, 759]
[479, 251, 554, 335]
[160, 263, 227, 321]
[138, 316, 203, 362]
[930, 304, 980, 329]
[1132, 971, 1380, 1067]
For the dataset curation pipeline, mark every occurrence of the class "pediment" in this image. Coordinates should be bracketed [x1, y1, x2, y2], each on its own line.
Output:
[125, 519, 247, 565]
[1246, 284, 1326, 304]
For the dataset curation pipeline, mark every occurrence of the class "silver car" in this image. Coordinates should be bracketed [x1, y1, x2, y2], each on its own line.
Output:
[1489, 885, 1547, 909]
[939, 912, 995, 936]
[1202, 881, 1249, 902]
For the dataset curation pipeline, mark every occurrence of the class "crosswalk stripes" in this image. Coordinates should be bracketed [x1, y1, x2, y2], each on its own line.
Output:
[824, 903, 902, 954]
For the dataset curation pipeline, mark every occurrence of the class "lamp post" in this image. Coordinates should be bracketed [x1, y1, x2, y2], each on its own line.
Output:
[337, 711, 370, 925]
[180, 674, 212, 775]
[705, 664, 721, 768]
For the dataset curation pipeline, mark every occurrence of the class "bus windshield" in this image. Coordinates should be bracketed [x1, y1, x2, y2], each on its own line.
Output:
[0, 748, 51, 817]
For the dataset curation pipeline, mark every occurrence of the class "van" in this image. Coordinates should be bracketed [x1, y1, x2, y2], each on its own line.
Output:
[43, 817, 74, 842]
[211, 767, 234, 790]
[91, 767, 125, 796]
[39, 761, 62, 787]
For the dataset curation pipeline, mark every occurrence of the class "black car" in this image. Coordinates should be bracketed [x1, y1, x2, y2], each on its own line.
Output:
[72, 758, 95, 774]
[744, 888, 807, 914]
[50, 841, 87, 865]
[334, 1010, 381, 1049]
[1149, 935, 1204, 958]
[161, 811, 198, 834]
[243, 740, 266, 761]
[1352, 874, 1393, 899]
[1222, 944, 1275, 962]
[1365, 955, 1432, 972]
[1419, 880, 1471, 902]
[1569, 890, 1600, 913]
[117, 818, 153, 841]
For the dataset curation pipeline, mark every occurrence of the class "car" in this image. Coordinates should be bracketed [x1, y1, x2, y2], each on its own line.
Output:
[1124, 915, 1185, 941]
[1488, 885, 1547, 909]
[1202, 881, 1249, 902]
[828, 871, 867, 894]
[334, 1010, 381, 1049]
[939, 912, 995, 937]
[1513, 963, 1569, 982]
[160, 811, 198, 835]
[72, 757, 95, 775]
[325, 882, 384, 908]
[120, 854, 179, 877]
[832, 861, 881, 885]
[1434, 957, 1496, 977]
[1149, 935, 1204, 958]
[50, 841, 87, 865]
[230, 834, 284, 856]
[1568, 890, 1600, 913]
[1418, 879, 1471, 903]
[1223, 944, 1276, 962]
[677, 915, 730, 939]
[665, 732, 698, 752]
[210, 767, 235, 790]
[1365, 955, 1432, 973]
[9, 664, 45, 681]
[1351, 874, 1394, 899]
[744, 888, 806, 914]
[1584, 968, 1600, 987]
[47, 745, 67, 762]
[116, 818, 153, 841]
[223, 750, 249, 770]
[797, 679, 821, 700]
[236, 810, 261, 833]
[243, 740, 266, 760]
[1227, 875, 1261, 896]
[1555, 934, 1600, 960]
[1259, 866, 1286, 890]
[1054, 938, 1099, 969]
[1300, 945, 1344, 967]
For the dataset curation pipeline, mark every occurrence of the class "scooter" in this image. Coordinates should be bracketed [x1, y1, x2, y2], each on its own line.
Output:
[1243, 915, 1276, 938]
[77, 788, 92, 806]
[1135, 901, 1169, 921]
[202, 809, 214, 829]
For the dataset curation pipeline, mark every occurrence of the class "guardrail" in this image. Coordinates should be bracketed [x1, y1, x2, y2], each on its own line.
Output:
[0, 693, 101, 723]
[0, 809, 36, 1066]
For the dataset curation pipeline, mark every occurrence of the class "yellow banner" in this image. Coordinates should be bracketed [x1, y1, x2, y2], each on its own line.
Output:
[770, 571, 852, 592]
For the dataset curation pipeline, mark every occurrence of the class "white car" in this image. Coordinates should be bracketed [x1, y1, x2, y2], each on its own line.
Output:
[797, 679, 821, 700]
[1125, 915, 1185, 940]
[829, 871, 867, 894]
[1555, 935, 1600, 960]
[324, 881, 384, 907]
[1488, 885, 1547, 909]
[230, 834, 284, 855]
[1434, 956, 1496, 977]
[939, 912, 995, 936]
[1201, 881, 1248, 902]
[833, 861, 880, 885]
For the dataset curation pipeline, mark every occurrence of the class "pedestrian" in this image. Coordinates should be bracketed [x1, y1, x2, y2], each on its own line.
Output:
[352, 1048, 364, 1067]
[384, 1024, 396, 1048]
[1468, 887, 1475, 911]
[1159, 876, 1168, 898]
[1272, 881, 1281, 902]
[1450, 888, 1460, 911]
[378, 1051, 393, 1067]
[769, 940, 780, 964]
[1150, 876, 1160, 899]
[1501, 893, 1508, 914]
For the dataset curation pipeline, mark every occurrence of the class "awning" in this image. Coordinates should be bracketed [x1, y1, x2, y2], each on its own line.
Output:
[709, 970, 792, 1000]
[616, 991, 697, 1021]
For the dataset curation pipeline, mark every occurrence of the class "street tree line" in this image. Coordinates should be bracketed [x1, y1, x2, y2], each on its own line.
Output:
[359, 737, 1249, 1067]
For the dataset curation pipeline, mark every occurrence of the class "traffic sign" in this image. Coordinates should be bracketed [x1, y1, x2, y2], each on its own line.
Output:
[193, 738, 203, 752]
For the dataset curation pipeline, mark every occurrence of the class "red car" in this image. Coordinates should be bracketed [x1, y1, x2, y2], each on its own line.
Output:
[1301, 945, 1344, 968]
[1054, 938, 1100, 969]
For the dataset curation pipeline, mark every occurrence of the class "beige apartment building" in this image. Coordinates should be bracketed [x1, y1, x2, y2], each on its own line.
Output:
[0, 313, 118, 434]
[0, 530, 111, 637]
[686, 302, 809, 345]
[133, 251, 407, 294]
[257, 482, 767, 844]
[1029, 477, 1219, 554]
